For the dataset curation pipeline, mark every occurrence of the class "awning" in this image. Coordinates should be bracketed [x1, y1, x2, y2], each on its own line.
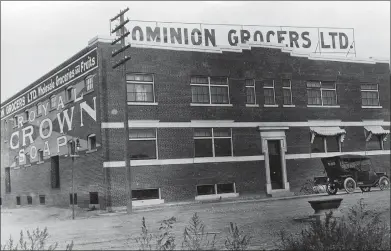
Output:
[364, 126, 390, 141]
[310, 127, 346, 143]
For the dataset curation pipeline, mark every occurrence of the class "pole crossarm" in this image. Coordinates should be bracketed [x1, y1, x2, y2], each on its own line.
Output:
[111, 31, 130, 45]
[111, 19, 130, 34]
[110, 7, 129, 22]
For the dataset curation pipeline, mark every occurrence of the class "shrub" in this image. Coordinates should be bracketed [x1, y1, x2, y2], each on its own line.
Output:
[224, 222, 252, 251]
[1, 227, 73, 251]
[181, 213, 217, 250]
[278, 199, 390, 251]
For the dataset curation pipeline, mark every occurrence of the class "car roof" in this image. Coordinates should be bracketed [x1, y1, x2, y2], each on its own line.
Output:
[321, 154, 370, 161]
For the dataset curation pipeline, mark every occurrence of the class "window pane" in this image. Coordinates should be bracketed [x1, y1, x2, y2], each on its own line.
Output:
[197, 185, 215, 195]
[307, 89, 321, 105]
[361, 91, 379, 106]
[39, 195, 45, 205]
[191, 86, 210, 103]
[322, 90, 337, 105]
[217, 183, 235, 194]
[194, 128, 212, 137]
[130, 129, 156, 139]
[245, 79, 254, 86]
[326, 137, 339, 152]
[311, 136, 325, 153]
[213, 128, 231, 137]
[263, 80, 274, 87]
[132, 189, 159, 200]
[361, 84, 377, 90]
[214, 138, 232, 157]
[306, 81, 321, 88]
[210, 77, 227, 85]
[127, 74, 153, 82]
[126, 84, 153, 102]
[283, 89, 292, 105]
[366, 135, 382, 150]
[89, 192, 99, 204]
[264, 88, 275, 105]
[129, 140, 156, 159]
[191, 76, 208, 84]
[321, 81, 335, 89]
[211, 86, 229, 104]
[194, 139, 213, 157]
[282, 79, 291, 87]
[246, 87, 255, 104]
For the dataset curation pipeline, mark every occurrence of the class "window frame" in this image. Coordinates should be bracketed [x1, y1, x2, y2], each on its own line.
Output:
[5, 167, 11, 193]
[307, 81, 338, 106]
[263, 80, 276, 105]
[190, 76, 230, 104]
[245, 79, 256, 105]
[85, 74, 95, 92]
[38, 149, 44, 163]
[87, 134, 97, 151]
[50, 95, 57, 110]
[361, 83, 380, 107]
[66, 86, 74, 102]
[129, 128, 158, 160]
[39, 195, 46, 205]
[196, 182, 236, 196]
[282, 79, 293, 105]
[311, 135, 342, 153]
[193, 128, 233, 157]
[131, 188, 161, 201]
[126, 73, 156, 103]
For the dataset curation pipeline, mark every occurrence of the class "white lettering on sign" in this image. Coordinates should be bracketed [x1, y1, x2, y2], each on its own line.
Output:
[126, 21, 355, 55]
[39, 118, 53, 139]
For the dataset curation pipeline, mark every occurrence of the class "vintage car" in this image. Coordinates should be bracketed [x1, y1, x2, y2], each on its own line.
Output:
[320, 155, 390, 195]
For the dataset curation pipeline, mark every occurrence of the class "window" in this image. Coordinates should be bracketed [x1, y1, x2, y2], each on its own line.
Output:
[129, 129, 157, 159]
[197, 183, 236, 196]
[16, 196, 21, 205]
[366, 135, 383, 151]
[25, 110, 29, 122]
[307, 81, 337, 106]
[50, 156, 60, 189]
[361, 84, 379, 106]
[13, 116, 18, 128]
[37, 103, 42, 117]
[194, 128, 232, 157]
[39, 195, 46, 205]
[66, 86, 74, 102]
[245, 79, 256, 104]
[50, 96, 57, 109]
[126, 73, 155, 103]
[282, 79, 293, 105]
[5, 167, 11, 193]
[27, 196, 32, 205]
[311, 136, 341, 153]
[87, 134, 97, 150]
[69, 193, 77, 205]
[85, 75, 94, 92]
[263, 80, 276, 105]
[89, 192, 99, 204]
[191, 76, 230, 104]
[38, 150, 44, 162]
[132, 188, 160, 200]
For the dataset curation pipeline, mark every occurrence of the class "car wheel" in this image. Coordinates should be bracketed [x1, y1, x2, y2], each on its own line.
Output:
[326, 183, 338, 195]
[344, 177, 356, 194]
[379, 176, 390, 190]
[360, 187, 371, 192]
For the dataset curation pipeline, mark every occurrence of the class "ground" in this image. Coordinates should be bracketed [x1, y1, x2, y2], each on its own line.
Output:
[1, 190, 390, 250]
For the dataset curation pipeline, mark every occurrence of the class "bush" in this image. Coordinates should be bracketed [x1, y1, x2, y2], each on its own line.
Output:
[278, 199, 390, 251]
[181, 213, 217, 250]
[224, 222, 252, 251]
[1, 227, 73, 251]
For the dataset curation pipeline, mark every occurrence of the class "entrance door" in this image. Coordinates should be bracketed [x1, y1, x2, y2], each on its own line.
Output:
[268, 140, 283, 189]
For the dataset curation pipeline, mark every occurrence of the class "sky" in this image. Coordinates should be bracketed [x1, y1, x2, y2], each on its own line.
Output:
[1, 1, 390, 103]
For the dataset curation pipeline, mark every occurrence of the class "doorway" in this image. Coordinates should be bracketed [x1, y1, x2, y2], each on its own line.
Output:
[267, 140, 283, 189]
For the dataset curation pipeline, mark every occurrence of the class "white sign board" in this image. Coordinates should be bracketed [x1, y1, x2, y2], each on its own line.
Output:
[122, 20, 355, 56]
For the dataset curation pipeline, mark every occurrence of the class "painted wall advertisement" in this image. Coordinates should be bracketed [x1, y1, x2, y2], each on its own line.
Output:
[1, 48, 98, 120]
[123, 20, 355, 55]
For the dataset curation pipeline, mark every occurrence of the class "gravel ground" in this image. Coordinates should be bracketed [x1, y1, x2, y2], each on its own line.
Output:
[1, 190, 390, 250]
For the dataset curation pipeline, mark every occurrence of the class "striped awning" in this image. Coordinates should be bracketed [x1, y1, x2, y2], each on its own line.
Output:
[310, 127, 346, 136]
[364, 126, 390, 135]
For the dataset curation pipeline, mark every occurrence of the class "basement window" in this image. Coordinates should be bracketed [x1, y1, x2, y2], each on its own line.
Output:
[197, 183, 236, 196]
[16, 196, 21, 205]
[39, 195, 46, 205]
[27, 196, 32, 205]
[196, 184, 216, 195]
[217, 183, 235, 194]
[132, 188, 160, 201]
[69, 193, 78, 205]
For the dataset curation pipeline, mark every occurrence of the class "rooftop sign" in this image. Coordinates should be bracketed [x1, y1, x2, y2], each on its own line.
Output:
[125, 20, 356, 55]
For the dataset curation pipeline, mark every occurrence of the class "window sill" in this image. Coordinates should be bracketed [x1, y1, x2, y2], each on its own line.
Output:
[65, 99, 74, 105]
[133, 199, 164, 207]
[283, 104, 296, 108]
[264, 104, 279, 108]
[85, 89, 94, 95]
[86, 149, 98, 154]
[195, 193, 239, 201]
[307, 105, 340, 108]
[362, 106, 382, 109]
[190, 103, 233, 107]
[245, 104, 259, 107]
[128, 102, 158, 106]
[37, 161, 44, 165]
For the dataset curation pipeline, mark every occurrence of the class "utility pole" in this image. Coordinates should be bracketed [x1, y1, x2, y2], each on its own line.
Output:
[68, 138, 80, 220]
[110, 7, 132, 214]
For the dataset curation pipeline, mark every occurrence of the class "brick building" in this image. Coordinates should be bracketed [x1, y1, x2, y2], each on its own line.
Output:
[1, 35, 390, 209]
